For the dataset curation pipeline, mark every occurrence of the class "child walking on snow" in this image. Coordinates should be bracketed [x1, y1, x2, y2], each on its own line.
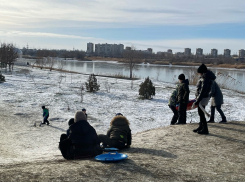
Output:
[41, 106, 50, 125]
[168, 85, 179, 125]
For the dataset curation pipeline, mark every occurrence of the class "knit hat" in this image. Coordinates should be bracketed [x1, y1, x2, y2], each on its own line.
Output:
[74, 111, 87, 122]
[178, 74, 185, 80]
[116, 113, 123, 116]
[68, 118, 75, 126]
[197, 64, 207, 73]
[82, 108, 86, 111]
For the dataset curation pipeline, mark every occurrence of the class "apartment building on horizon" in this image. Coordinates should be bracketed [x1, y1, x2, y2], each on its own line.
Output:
[92, 43, 124, 57]
[211, 49, 218, 57]
[239, 49, 245, 58]
[184, 48, 191, 56]
[196, 48, 203, 56]
[224, 49, 231, 57]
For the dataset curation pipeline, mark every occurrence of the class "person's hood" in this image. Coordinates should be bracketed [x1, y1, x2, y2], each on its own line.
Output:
[110, 116, 130, 126]
[203, 70, 216, 81]
[183, 79, 189, 85]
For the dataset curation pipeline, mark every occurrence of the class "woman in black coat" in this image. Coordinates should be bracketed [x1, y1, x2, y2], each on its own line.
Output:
[194, 64, 216, 134]
[59, 111, 102, 159]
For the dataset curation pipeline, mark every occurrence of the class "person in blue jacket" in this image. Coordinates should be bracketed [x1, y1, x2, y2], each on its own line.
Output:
[41, 106, 49, 125]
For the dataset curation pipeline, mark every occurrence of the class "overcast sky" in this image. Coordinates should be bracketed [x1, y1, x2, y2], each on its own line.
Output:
[0, 0, 245, 54]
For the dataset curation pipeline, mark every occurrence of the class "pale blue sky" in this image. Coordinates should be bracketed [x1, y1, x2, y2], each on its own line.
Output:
[0, 0, 245, 54]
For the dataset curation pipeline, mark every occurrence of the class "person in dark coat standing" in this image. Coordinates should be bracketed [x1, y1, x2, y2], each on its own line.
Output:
[168, 85, 179, 125]
[176, 74, 190, 125]
[208, 81, 227, 123]
[98, 114, 132, 149]
[193, 64, 216, 134]
[59, 111, 102, 159]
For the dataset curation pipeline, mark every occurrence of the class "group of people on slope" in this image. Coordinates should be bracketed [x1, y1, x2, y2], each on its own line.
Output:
[169, 64, 227, 135]
[58, 111, 131, 160]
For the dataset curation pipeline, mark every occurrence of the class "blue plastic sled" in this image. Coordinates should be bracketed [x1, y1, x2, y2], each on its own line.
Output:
[95, 152, 128, 162]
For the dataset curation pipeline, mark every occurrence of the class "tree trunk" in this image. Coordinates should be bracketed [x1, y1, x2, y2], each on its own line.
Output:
[130, 66, 133, 79]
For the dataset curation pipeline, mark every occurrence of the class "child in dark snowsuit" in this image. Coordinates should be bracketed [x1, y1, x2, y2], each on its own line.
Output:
[98, 114, 132, 149]
[168, 85, 179, 125]
[67, 118, 75, 136]
[42, 106, 49, 125]
[176, 74, 190, 125]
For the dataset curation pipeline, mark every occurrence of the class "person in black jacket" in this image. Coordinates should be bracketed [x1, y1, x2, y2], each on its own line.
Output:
[193, 64, 216, 134]
[98, 114, 132, 149]
[176, 74, 190, 125]
[59, 111, 102, 159]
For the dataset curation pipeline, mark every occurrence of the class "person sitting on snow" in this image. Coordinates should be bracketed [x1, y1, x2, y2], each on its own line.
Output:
[59, 111, 102, 160]
[66, 118, 74, 136]
[98, 113, 132, 149]
[41, 106, 49, 125]
[168, 84, 179, 125]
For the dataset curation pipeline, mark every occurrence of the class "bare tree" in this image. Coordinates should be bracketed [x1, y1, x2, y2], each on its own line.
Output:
[47, 57, 56, 71]
[123, 46, 141, 79]
[0, 43, 18, 72]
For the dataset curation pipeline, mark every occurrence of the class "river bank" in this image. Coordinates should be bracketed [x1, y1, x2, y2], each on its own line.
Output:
[87, 56, 245, 69]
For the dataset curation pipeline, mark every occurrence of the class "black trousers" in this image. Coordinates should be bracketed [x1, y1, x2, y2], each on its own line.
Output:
[169, 105, 178, 124]
[198, 105, 208, 131]
[98, 134, 126, 149]
[43, 114, 49, 124]
[210, 105, 226, 121]
[59, 134, 73, 159]
[178, 103, 187, 124]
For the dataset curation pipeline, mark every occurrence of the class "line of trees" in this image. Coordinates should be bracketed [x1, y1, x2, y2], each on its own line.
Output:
[0, 43, 18, 72]
[22, 48, 85, 60]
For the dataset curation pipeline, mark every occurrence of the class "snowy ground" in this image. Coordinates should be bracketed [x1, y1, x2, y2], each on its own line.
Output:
[0, 66, 245, 165]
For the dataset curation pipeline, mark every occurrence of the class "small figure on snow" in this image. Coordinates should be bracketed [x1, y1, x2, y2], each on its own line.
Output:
[193, 64, 216, 134]
[67, 118, 74, 136]
[98, 113, 132, 149]
[41, 106, 49, 125]
[168, 85, 179, 125]
[175, 74, 190, 125]
[207, 81, 227, 123]
[82, 108, 87, 118]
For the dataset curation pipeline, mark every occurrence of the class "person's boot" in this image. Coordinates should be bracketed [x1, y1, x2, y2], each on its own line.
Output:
[193, 123, 203, 133]
[207, 120, 215, 123]
[219, 118, 227, 123]
[198, 121, 209, 134]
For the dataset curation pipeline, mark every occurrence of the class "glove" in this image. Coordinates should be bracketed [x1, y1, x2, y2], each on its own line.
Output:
[194, 101, 199, 106]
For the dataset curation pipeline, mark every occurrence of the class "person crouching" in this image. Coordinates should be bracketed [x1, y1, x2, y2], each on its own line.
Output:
[98, 113, 132, 149]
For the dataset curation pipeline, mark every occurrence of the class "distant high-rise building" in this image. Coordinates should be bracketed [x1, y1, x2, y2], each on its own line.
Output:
[125, 46, 131, 51]
[87, 42, 94, 55]
[239, 49, 245, 58]
[211, 49, 218, 57]
[94, 43, 124, 57]
[147, 48, 153, 54]
[196, 48, 203, 56]
[184, 48, 191, 56]
[224, 49, 231, 57]
[167, 49, 172, 54]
